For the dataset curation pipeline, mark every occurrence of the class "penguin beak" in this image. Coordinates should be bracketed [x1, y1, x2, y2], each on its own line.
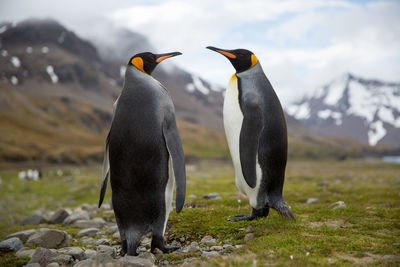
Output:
[155, 52, 182, 63]
[206, 46, 237, 59]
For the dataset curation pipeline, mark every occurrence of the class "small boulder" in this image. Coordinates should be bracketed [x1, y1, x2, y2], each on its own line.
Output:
[138, 251, 157, 264]
[0, 237, 23, 252]
[202, 193, 222, 200]
[306, 198, 319, 204]
[49, 208, 70, 224]
[73, 218, 106, 229]
[202, 251, 219, 258]
[28, 247, 58, 266]
[63, 211, 89, 225]
[383, 254, 400, 260]
[210, 245, 223, 251]
[6, 229, 37, 242]
[97, 245, 116, 258]
[95, 238, 110, 246]
[47, 263, 60, 267]
[201, 235, 217, 245]
[106, 225, 119, 234]
[244, 233, 255, 243]
[16, 248, 36, 258]
[58, 247, 85, 261]
[120, 255, 155, 267]
[83, 249, 96, 260]
[331, 201, 346, 210]
[22, 214, 45, 225]
[77, 228, 99, 238]
[26, 228, 70, 248]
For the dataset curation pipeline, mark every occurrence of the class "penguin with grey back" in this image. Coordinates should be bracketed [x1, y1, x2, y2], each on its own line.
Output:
[98, 51, 186, 255]
[206, 46, 294, 221]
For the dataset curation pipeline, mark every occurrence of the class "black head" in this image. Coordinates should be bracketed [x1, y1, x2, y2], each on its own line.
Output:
[128, 51, 182, 75]
[206, 46, 258, 73]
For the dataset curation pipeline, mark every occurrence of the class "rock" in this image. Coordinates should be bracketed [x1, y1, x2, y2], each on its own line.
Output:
[383, 254, 400, 260]
[235, 245, 243, 249]
[210, 245, 223, 251]
[101, 203, 112, 210]
[202, 193, 222, 200]
[83, 249, 96, 259]
[188, 194, 197, 199]
[16, 248, 36, 258]
[46, 263, 60, 267]
[317, 181, 329, 187]
[22, 214, 45, 225]
[74, 253, 114, 267]
[58, 247, 85, 260]
[106, 225, 119, 234]
[331, 201, 346, 210]
[223, 244, 234, 250]
[393, 243, 400, 246]
[244, 233, 255, 242]
[81, 237, 96, 245]
[95, 238, 110, 245]
[29, 247, 58, 266]
[113, 231, 120, 239]
[306, 198, 319, 204]
[138, 251, 157, 264]
[190, 241, 199, 247]
[49, 208, 70, 224]
[6, 229, 37, 242]
[73, 259, 92, 267]
[201, 235, 217, 245]
[63, 211, 90, 225]
[25, 264, 41, 267]
[0, 237, 23, 252]
[26, 228, 70, 248]
[97, 245, 116, 258]
[80, 204, 96, 211]
[73, 218, 106, 229]
[77, 228, 99, 238]
[120, 255, 155, 267]
[202, 251, 219, 258]
[187, 246, 200, 253]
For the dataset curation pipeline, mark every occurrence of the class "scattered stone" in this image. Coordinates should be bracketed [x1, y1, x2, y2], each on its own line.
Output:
[367, 211, 378, 215]
[138, 251, 157, 264]
[113, 231, 120, 239]
[202, 193, 222, 200]
[306, 198, 319, 204]
[73, 218, 106, 229]
[317, 181, 329, 187]
[77, 228, 99, 238]
[63, 211, 89, 225]
[49, 208, 70, 224]
[106, 225, 119, 234]
[28, 247, 57, 266]
[235, 245, 243, 249]
[244, 233, 255, 243]
[80, 237, 96, 246]
[83, 249, 96, 260]
[201, 235, 217, 245]
[25, 263, 41, 267]
[244, 226, 253, 232]
[383, 254, 400, 260]
[187, 246, 200, 253]
[22, 214, 45, 225]
[331, 201, 346, 210]
[190, 241, 199, 247]
[188, 194, 197, 199]
[97, 245, 116, 258]
[26, 228, 70, 248]
[393, 243, 400, 246]
[101, 203, 112, 210]
[223, 244, 234, 250]
[73, 259, 91, 267]
[202, 251, 219, 258]
[0, 237, 23, 252]
[58, 247, 85, 261]
[16, 248, 36, 258]
[140, 237, 152, 249]
[210, 245, 223, 251]
[179, 237, 185, 243]
[6, 229, 37, 242]
[46, 263, 60, 267]
[75, 253, 114, 267]
[120, 255, 155, 267]
[95, 238, 110, 245]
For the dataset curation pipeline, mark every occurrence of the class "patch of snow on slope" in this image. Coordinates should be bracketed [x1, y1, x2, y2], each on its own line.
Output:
[368, 120, 386, 146]
[1, 50, 8, 57]
[46, 65, 58, 84]
[318, 109, 342, 125]
[58, 32, 66, 43]
[26, 47, 33, 54]
[191, 75, 210, 95]
[11, 76, 18, 85]
[324, 74, 347, 105]
[41, 46, 49, 54]
[0, 25, 7, 34]
[347, 80, 375, 123]
[294, 102, 310, 120]
[186, 83, 195, 93]
[10, 56, 21, 68]
[318, 109, 332, 119]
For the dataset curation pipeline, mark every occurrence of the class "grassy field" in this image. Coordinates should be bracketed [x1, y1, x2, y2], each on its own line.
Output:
[0, 160, 399, 266]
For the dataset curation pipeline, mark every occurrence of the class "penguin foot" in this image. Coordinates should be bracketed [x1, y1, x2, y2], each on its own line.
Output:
[151, 245, 180, 254]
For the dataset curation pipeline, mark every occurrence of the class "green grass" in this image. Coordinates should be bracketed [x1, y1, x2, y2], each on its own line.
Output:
[0, 160, 399, 266]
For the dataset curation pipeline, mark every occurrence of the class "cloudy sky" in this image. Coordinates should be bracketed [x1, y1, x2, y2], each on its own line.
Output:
[1, 0, 399, 104]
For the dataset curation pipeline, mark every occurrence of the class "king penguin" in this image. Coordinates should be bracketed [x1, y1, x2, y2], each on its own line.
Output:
[206, 46, 295, 221]
[98, 51, 186, 255]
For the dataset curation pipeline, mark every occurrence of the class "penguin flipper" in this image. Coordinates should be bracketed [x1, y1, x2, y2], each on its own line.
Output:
[239, 98, 263, 188]
[162, 109, 186, 213]
[98, 130, 110, 208]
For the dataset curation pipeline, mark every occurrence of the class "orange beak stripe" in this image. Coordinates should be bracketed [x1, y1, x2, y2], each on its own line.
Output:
[156, 55, 173, 63]
[217, 50, 236, 59]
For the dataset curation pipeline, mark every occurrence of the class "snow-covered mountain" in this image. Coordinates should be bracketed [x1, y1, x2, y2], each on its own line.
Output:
[287, 73, 400, 147]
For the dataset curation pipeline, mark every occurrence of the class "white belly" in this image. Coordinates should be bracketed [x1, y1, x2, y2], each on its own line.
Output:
[162, 158, 175, 235]
[223, 75, 262, 209]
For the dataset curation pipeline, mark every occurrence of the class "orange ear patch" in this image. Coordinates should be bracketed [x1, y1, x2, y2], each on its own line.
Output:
[250, 54, 258, 68]
[217, 50, 237, 59]
[131, 57, 145, 72]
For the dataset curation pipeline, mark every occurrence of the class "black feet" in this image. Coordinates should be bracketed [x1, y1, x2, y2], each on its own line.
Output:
[228, 207, 270, 222]
[151, 236, 180, 254]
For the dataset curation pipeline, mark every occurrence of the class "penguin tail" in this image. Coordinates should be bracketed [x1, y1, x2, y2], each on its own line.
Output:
[272, 199, 295, 221]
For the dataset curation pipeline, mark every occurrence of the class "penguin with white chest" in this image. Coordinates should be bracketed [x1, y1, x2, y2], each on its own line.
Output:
[207, 46, 294, 221]
[98, 51, 186, 255]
